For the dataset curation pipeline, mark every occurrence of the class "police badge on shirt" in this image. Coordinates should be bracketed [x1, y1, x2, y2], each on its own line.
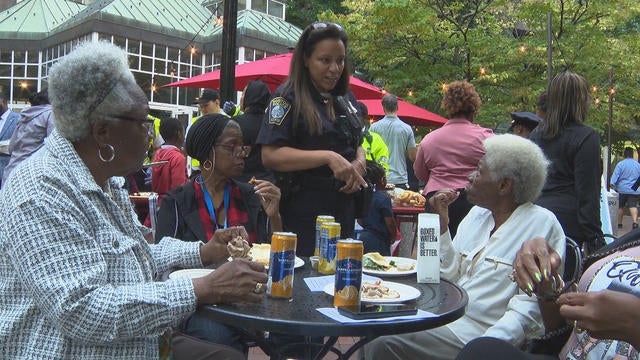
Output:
[268, 97, 291, 126]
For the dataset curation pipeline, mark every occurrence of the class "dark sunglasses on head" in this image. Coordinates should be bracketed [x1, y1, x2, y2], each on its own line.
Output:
[310, 22, 344, 31]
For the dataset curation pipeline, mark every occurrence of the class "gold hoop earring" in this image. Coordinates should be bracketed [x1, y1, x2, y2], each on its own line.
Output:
[98, 144, 115, 163]
[202, 159, 213, 171]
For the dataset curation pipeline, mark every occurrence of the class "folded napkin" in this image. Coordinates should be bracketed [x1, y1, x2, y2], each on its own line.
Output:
[304, 274, 382, 292]
[316, 307, 437, 323]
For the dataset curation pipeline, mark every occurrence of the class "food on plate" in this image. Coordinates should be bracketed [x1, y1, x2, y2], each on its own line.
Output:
[361, 281, 400, 300]
[385, 183, 396, 190]
[247, 243, 271, 267]
[363, 252, 416, 273]
[395, 190, 426, 207]
[363, 252, 393, 271]
[227, 236, 250, 259]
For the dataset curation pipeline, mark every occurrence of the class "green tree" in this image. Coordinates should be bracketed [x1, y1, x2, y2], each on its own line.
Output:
[285, 0, 347, 28]
[323, 0, 640, 143]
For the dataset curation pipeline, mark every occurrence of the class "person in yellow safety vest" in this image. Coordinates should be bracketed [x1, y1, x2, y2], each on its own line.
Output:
[356, 101, 389, 174]
[188, 89, 229, 175]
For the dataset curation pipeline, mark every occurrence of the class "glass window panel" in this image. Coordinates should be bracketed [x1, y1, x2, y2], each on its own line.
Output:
[0, 64, 10, 77]
[191, 53, 202, 66]
[252, 0, 267, 13]
[27, 65, 38, 78]
[113, 36, 126, 48]
[128, 54, 139, 70]
[153, 75, 171, 103]
[128, 40, 140, 54]
[14, 65, 26, 77]
[132, 71, 152, 98]
[141, 42, 153, 57]
[14, 51, 25, 63]
[268, 1, 284, 18]
[141, 57, 153, 72]
[155, 45, 166, 59]
[154, 59, 166, 75]
[27, 50, 38, 63]
[255, 49, 265, 60]
[15, 81, 33, 102]
[98, 33, 110, 41]
[238, 0, 246, 9]
[168, 47, 179, 63]
[180, 49, 191, 63]
[0, 50, 11, 63]
[0, 79, 9, 95]
[244, 48, 254, 62]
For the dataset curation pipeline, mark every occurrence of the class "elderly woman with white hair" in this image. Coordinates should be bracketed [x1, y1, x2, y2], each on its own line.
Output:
[0, 42, 268, 359]
[365, 134, 566, 360]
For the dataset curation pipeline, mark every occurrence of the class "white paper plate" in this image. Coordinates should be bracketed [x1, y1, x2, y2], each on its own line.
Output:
[363, 257, 417, 277]
[265, 256, 304, 270]
[323, 281, 421, 303]
[168, 268, 214, 280]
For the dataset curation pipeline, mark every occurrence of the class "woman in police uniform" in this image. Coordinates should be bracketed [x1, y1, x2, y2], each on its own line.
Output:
[256, 22, 367, 257]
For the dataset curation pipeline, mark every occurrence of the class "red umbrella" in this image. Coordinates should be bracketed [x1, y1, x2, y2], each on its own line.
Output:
[164, 53, 386, 100]
[359, 99, 447, 127]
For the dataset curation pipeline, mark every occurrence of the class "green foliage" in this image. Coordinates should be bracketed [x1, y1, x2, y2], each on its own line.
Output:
[319, 0, 640, 148]
[285, 0, 347, 28]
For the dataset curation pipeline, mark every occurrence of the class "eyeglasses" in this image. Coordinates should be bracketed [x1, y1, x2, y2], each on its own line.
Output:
[103, 115, 155, 137]
[215, 144, 251, 158]
[310, 22, 344, 31]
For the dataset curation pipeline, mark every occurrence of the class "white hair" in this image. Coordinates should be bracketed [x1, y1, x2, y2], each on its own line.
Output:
[48, 41, 139, 141]
[482, 134, 549, 204]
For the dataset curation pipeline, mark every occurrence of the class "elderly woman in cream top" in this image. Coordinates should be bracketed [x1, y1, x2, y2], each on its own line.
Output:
[365, 134, 566, 360]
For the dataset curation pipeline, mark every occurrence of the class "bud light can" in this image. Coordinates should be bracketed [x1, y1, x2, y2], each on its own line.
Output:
[318, 222, 341, 274]
[314, 215, 335, 256]
[334, 239, 363, 307]
[267, 232, 297, 300]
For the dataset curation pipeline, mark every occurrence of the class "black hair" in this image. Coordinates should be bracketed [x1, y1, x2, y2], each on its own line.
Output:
[624, 147, 634, 158]
[365, 160, 385, 185]
[29, 88, 49, 106]
[159, 117, 183, 142]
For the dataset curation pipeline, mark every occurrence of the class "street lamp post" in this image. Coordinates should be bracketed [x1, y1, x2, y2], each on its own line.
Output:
[607, 69, 614, 190]
[220, 0, 238, 103]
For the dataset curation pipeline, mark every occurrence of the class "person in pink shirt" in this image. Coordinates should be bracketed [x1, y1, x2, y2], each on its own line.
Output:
[151, 117, 187, 206]
[414, 80, 493, 237]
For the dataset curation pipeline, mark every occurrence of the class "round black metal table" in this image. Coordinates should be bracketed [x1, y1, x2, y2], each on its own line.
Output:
[196, 259, 468, 359]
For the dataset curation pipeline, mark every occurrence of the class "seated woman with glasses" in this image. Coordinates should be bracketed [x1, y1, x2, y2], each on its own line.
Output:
[156, 114, 282, 246]
[155, 114, 282, 353]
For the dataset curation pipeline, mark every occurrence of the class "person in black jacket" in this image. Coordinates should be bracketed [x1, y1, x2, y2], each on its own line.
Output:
[529, 71, 604, 254]
[234, 80, 274, 183]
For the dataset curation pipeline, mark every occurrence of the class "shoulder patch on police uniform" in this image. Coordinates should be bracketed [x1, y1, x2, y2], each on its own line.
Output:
[268, 97, 291, 126]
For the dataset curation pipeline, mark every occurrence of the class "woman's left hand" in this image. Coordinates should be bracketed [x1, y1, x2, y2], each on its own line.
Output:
[558, 290, 640, 347]
[252, 179, 281, 218]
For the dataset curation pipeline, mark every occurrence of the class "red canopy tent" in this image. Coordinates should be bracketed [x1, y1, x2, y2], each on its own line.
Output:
[164, 53, 386, 100]
[359, 99, 447, 127]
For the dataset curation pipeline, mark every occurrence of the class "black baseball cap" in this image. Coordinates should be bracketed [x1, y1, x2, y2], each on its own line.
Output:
[194, 89, 220, 105]
[509, 111, 542, 132]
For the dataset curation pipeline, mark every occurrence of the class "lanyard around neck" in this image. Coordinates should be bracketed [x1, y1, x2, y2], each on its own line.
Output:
[200, 178, 230, 230]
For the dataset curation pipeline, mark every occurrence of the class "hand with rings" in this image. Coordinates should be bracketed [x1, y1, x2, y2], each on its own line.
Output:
[511, 237, 563, 299]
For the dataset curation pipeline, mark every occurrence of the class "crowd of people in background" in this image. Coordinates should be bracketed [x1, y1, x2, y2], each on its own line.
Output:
[0, 19, 638, 360]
